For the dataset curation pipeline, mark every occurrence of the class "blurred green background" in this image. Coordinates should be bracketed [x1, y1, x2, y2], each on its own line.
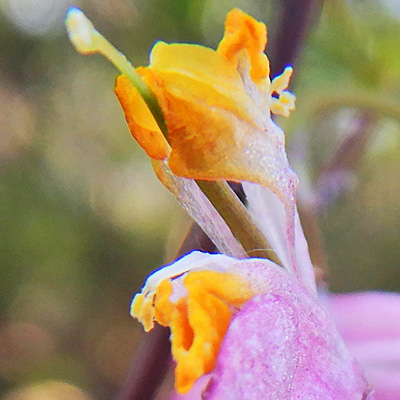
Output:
[0, 0, 399, 399]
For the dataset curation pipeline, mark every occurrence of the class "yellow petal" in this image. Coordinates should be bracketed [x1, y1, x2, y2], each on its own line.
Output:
[114, 74, 170, 160]
[217, 8, 270, 83]
[271, 66, 293, 94]
[150, 41, 243, 94]
[130, 293, 155, 332]
[115, 9, 296, 203]
[149, 41, 256, 123]
[151, 270, 253, 394]
[271, 91, 296, 117]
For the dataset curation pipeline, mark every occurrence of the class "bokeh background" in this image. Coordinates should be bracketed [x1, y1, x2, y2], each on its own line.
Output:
[0, 0, 399, 399]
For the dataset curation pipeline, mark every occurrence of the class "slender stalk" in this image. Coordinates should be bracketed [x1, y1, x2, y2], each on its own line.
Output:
[95, 36, 168, 136]
[197, 180, 281, 263]
[314, 113, 376, 212]
[117, 324, 171, 400]
[65, 8, 168, 135]
[306, 91, 400, 123]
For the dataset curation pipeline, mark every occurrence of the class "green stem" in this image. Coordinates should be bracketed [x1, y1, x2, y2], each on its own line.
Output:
[93, 35, 168, 137]
[66, 9, 168, 136]
[196, 180, 281, 264]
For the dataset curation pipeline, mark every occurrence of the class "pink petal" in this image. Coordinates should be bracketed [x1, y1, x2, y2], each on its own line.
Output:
[328, 292, 400, 400]
[204, 274, 371, 399]
[328, 292, 400, 342]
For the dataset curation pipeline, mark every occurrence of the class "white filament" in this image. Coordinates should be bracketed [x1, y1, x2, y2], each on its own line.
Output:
[65, 8, 99, 54]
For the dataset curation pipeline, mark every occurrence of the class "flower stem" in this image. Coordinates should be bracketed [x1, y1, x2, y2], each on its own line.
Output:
[269, 0, 321, 78]
[196, 180, 281, 263]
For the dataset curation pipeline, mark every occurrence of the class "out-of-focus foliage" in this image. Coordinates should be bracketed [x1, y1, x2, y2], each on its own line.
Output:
[291, 0, 400, 292]
[0, 0, 398, 399]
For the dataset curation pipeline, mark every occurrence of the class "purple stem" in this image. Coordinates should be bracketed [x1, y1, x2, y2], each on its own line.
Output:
[269, 0, 321, 78]
[116, 224, 215, 400]
[116, 324, 171, 400]
[314, 113, 375, 213]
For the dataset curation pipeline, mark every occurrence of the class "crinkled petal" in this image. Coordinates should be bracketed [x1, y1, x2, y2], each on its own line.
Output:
[217, 8, 269, 83]
[149, 42, 249, 111]
[115, 8, 297, 208]
[133, 252, 290, 394]
[141, 42, 295, 203]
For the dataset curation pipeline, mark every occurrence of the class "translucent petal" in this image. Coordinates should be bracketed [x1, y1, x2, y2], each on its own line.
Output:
[154, 160, 247, 259]
[243, 181, 316, 294]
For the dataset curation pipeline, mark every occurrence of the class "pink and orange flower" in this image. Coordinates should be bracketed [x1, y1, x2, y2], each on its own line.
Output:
[66, 7, 400, 400]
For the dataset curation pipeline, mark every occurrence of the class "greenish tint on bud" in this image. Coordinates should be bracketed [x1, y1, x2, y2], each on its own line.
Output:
[65, 7, 168, 136]
[65, 8, 99, 54]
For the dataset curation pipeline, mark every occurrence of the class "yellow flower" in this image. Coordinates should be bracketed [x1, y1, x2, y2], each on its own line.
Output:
[115, 8, 296, 203]
[130, 251, 277, 394]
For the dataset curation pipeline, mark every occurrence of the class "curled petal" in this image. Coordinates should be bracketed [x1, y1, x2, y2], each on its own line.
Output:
[115, 74, 170, 160]
[217, 8, 270, 83]
[132, 252, 286, 394]
[115, 8, 297, 208]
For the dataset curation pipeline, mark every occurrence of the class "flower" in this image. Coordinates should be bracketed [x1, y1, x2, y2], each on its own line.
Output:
[114, 9, 296, 203]
[65, 7, 396, 399]
[122, 9, 371, 398]
[115, 8, 313, 287]
[133, 251, 371, 398]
